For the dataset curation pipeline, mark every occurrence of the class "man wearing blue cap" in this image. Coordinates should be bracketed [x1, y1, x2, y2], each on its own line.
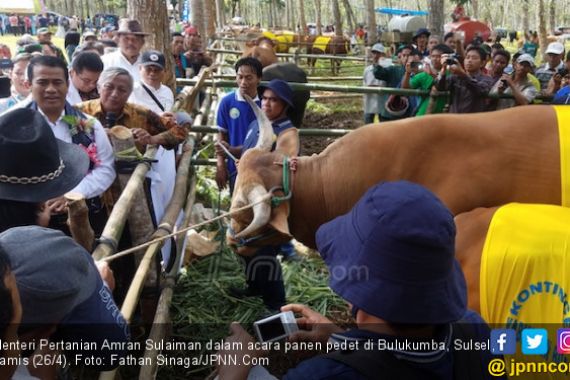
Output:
[229, 79, 300, 309]
[218, 181, 495, 380]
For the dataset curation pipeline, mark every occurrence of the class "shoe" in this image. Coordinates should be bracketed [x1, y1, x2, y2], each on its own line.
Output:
[228, 286, 260, 299]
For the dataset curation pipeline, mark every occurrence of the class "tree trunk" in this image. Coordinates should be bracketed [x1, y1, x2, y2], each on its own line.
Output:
[427, 0, 444, 36]
[537, 0, 548, 58]
[341, 0, 356, 36]
[549, 0, 556, 34]
[204, 0, 215, 38]
[332, 0, 342, 36]
[315, 0, 322, 35]
[215, 0, 225, 29]
[366, 0, 377, 45]
[522, 0, 529, 33]
[298, 0, 307, 35]
[471, 0, 479, 19]
[127, 0, 175, 90]
[191, 0, 203, 33]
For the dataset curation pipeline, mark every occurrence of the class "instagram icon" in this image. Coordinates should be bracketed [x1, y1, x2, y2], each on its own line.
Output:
[557, 329, 570, 354]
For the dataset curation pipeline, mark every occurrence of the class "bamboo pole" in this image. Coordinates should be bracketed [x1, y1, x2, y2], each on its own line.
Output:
[138, 141, 197, 380]
[207, 47, 365, 61]
[177, 78, 432, 96]
[92, 139, 157, 261]
[65, 192, 94, 252]
[213, 74, 362, 81]
[190, 125, 351, 137]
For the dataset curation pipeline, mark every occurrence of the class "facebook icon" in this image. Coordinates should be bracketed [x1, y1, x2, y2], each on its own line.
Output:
[491, 329, 516, 355]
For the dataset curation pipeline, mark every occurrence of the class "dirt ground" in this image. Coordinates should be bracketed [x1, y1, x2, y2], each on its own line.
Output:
[299, 102, 365, 156]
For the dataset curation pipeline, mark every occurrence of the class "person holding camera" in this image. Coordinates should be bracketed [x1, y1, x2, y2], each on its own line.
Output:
[489, 54, 538, 110]
[402, 44, 454, 116]
[442, 45, 495, 114]
[216, 181, 495, 380]
[536, 42, 565, 95]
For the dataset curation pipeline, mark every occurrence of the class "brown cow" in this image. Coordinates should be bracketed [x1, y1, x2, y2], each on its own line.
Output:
[229, 104, 564, 257]
[305, 35, 350, 74]
[241, 36, 278, 68]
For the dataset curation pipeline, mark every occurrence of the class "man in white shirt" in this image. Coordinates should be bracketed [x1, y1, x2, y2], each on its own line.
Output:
[129, 50, 174, 113]
[101, 19, 148, 82]
[128, 50, 178, 266]
[67, 51, 104, 105]
[22, 55, 115, 235]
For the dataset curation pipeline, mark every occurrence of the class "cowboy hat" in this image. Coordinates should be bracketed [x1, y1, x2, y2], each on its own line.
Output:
[116, 19, 150, 36]
[0, 109, 89, 202]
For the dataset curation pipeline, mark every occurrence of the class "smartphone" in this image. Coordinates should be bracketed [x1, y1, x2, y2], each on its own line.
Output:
[253, 311, 299, 343]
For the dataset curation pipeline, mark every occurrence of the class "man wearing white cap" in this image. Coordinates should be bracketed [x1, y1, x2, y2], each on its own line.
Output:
[490, 53, 538, 110]
[535, 41, 565, 93]
[363, 43, 388, 123]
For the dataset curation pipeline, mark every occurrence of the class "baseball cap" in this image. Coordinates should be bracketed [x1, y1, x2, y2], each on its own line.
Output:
[140, 50, 165, 69]
[546, 42, 564, 55]
[516, 53, 535, 67]
[371, 43, 385, 53]
[0, 226, 98, 325]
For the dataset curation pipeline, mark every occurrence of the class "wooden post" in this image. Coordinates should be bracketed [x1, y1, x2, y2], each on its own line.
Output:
[107, 126, 158, 305]
[65, 192, 95, 252]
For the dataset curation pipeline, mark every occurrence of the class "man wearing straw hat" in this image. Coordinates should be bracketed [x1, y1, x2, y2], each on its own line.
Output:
[101, 19, 149, 82]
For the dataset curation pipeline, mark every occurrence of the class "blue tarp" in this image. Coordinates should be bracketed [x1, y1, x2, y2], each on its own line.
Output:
[375, 7, 429, 16]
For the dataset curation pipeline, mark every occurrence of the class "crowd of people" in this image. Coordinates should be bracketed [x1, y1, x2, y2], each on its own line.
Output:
[0, 16, 206, 378]
[363, 27, 570, 123]
[0, 13, 548, 379]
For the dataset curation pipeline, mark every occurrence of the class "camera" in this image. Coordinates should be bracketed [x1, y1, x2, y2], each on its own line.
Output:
[410, 61, 423, 71]
[501, 67, 514, 86]
[253, 311, 299, 343]
[558, 67, 569, 77]
[445, 53, 460, 66]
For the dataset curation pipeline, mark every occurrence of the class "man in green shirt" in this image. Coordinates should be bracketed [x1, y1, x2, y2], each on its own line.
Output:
[402, 44, 454, 116]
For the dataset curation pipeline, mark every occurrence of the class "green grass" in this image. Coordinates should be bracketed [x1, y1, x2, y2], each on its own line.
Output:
[0, 34, 66, 58]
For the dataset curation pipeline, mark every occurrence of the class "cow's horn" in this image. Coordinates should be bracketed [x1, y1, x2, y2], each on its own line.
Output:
[244, 93, 273, 151]
[234, 185, 271, 238]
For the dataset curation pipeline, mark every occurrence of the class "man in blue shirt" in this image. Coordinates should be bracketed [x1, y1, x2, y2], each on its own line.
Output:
[215, 57, 263, 193]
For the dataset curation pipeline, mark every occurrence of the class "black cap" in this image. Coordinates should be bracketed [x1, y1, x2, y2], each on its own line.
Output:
[140, 50, 165, 69]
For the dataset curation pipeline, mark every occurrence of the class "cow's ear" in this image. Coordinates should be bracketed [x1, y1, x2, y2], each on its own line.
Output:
[269, 201, 292, 240]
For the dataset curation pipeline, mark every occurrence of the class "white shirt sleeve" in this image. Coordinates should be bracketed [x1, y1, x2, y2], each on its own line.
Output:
[70, 118, 116, 199]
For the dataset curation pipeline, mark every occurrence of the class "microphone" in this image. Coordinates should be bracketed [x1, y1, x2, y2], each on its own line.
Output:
[105, 112, 117, 129]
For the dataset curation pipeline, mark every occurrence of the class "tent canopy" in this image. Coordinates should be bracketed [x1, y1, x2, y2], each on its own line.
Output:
[375, 7, 429, 16]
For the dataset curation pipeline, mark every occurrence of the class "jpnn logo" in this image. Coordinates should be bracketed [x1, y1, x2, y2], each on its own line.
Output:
[522, 329, 548, 355]
[491, 329, 516, 355]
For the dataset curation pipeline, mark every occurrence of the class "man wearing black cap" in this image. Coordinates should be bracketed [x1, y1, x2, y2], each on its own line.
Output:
[218, 181, 495, 380]
[129, 50, 174, 114]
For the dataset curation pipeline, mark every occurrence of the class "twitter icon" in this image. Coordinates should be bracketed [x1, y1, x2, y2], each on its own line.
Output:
[522, 329, 548, 355]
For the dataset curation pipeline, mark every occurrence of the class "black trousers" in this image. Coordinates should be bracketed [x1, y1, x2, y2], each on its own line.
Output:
[243, 245, 286, 310]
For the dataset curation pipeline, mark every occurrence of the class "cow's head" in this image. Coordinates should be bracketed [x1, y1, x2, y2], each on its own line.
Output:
[227, 95, 293, 256]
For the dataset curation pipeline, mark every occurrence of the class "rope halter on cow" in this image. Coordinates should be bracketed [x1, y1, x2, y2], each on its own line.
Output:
[228, 155, 296, 248]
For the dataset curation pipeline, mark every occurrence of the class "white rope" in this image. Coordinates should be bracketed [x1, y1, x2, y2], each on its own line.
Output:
[215, 141, 239, 163]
